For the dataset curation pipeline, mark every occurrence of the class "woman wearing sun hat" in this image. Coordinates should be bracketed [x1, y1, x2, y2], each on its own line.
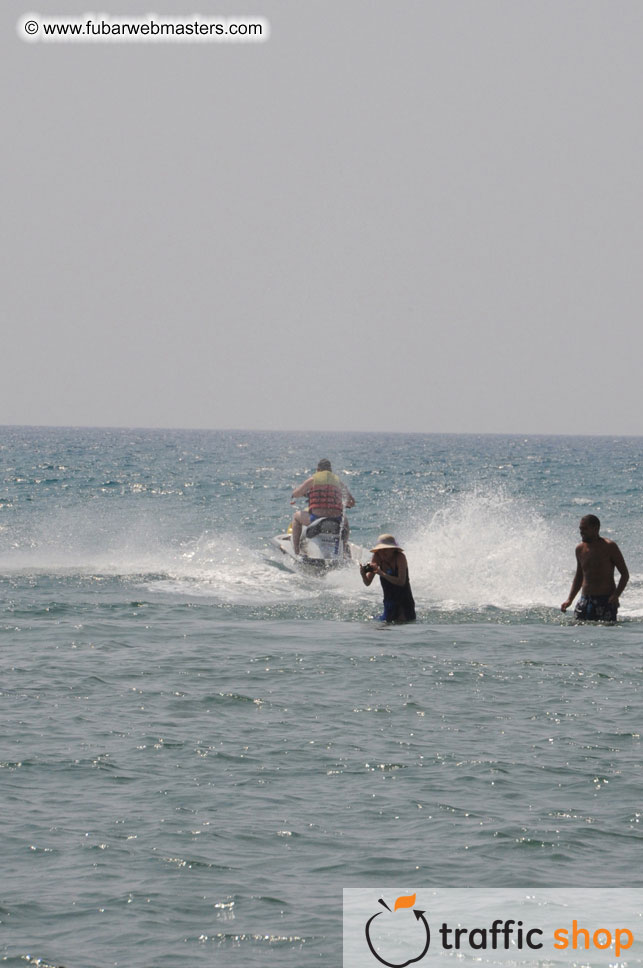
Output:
[360, 534, 416, 623]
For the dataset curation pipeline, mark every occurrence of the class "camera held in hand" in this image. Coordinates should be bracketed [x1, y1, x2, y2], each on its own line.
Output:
[362, 563, 375, 575]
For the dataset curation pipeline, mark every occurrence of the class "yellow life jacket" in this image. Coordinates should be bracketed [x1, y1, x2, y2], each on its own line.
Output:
[308, 470, 343, 515]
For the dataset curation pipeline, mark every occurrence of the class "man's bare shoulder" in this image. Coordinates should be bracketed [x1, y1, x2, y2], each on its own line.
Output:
[599, 536, 620, 553]
[578, 538, 615, 552]
[587, 536, 621, 561]
[604, 537, 626, 559]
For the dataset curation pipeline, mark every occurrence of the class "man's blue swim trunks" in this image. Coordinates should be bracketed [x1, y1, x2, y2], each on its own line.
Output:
[574, 594, 618, 622]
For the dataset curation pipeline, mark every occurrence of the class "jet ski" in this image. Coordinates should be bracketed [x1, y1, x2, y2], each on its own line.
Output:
[272, 516, 362, 572]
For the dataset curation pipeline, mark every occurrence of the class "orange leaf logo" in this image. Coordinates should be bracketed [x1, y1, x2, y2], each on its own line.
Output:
[394, 892, 417, 910]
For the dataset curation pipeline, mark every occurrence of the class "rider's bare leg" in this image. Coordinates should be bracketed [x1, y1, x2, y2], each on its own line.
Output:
[342, 519, 350, 555]
[291, 510, 311, 555]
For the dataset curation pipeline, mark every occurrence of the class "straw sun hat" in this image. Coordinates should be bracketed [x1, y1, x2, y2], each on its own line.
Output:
[370, 534, 404, 553]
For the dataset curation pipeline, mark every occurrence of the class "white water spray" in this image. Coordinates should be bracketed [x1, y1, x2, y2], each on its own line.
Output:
[402, 488, 569, 610]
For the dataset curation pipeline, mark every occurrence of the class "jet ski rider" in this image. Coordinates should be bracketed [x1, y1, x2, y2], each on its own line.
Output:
[290, 459, 355, 556]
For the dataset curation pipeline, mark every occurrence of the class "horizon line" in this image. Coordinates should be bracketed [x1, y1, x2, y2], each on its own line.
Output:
[1, 423, 642, 440]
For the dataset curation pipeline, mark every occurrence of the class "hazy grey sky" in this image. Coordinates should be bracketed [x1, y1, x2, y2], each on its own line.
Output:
[3, 1, 643, 434]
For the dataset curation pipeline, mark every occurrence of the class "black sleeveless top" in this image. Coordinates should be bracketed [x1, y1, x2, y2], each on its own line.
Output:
[379, 556, 416, 622]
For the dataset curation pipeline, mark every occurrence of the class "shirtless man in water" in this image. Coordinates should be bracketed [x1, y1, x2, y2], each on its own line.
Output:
[561, 515, 629, 621]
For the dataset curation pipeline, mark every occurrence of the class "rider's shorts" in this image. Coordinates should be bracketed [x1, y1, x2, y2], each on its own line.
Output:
[309, 512, 342, 523]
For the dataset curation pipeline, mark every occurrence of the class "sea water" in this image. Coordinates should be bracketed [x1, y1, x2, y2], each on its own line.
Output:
[1, 428, 642, 967]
